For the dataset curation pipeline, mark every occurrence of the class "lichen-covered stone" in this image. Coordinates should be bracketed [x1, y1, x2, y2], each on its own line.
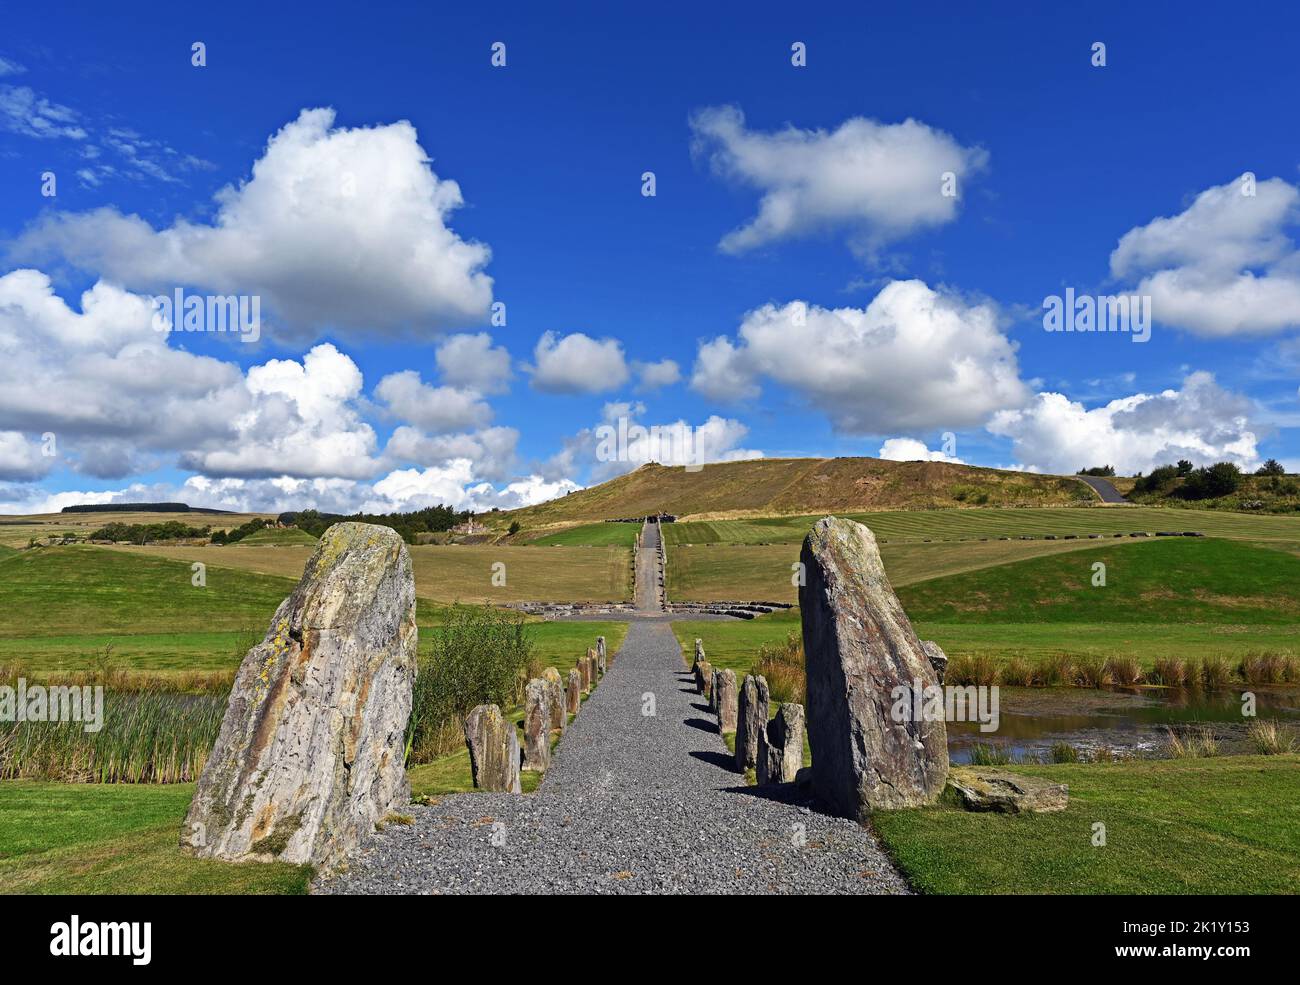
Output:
[714, 668, 738, 733]
[694, 659, 713, 698]
[921, 640, 948, 685]
[183, 522, 417, 866]
[465, 704, 521, 793]
[735, 674, 769, 771]
[542, 667, 566, 732]
[799, 516, 948, 816]
[596, 636, 607, 674]
[757, 702, 804, 785]
[566, 668, 582, 714]
[946, 767, 1068, 813]
[522, 679, 551, 772]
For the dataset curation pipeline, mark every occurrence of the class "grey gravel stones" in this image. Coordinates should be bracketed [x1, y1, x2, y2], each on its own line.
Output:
[184, 522, 417, 867]
[465, 704, 521, 793]
[316, 619, 908, 896]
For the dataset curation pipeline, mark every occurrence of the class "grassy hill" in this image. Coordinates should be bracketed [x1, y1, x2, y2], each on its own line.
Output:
[498, 458, 1093, 530]
[235, 526, 319, 546]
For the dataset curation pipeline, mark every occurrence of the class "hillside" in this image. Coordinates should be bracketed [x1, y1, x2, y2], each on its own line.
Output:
[498, 458, 1095, 529]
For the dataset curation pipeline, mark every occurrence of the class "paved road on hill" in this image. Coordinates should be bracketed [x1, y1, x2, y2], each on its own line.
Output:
[1077, 475, 1129, 503]
[634, 519, 664, 612]
[315, 617, 908, 896]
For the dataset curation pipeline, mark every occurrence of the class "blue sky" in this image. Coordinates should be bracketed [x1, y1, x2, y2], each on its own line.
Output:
[2, 1, 1299, 514]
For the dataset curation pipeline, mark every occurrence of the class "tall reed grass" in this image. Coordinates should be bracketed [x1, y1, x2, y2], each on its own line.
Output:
[752, 632, 805, 704]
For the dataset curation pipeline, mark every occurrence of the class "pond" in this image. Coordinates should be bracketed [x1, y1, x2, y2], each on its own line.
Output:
[946, 684, 1300, 763]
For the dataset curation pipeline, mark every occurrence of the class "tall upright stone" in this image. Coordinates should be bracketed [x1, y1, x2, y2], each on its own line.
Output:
[182, 522, 417, 867]
[464, 704, 521, 793]
[566, 668, 582, 714]
[542, 667, 566, 732]
[596, 636, 607, 674]
[714, 668, 738, 733]
[799, 517, 948, 816]
[757, 702, 804, 786]
[522, 679, 550, 772]
[735, 674, 770, 771]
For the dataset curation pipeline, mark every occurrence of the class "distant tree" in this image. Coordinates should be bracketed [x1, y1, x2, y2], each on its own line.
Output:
[1134, 464, 1179, 494]
[1078, 465, 1116, 477]
[1180, 461, 1242, 500]
[1176, 460, 1194, 476]
[1257, 458, 1286, 476]
[508, 520, 522, 536]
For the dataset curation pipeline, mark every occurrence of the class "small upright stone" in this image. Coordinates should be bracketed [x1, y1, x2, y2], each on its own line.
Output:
[465, 704, 521, 793]
[566, 668, 582, 714]
[580, 652, 592, 689]
[522, 679, 550, 772]
[736, 674, 770, 771]
[542, 667, 566, 732]
[695, 659, 713, 698]
[800, 516, 948, 816]
[756, 702, 805, 785]
[694, 639, 706, 665]
[921, 641, 948, 685]
[714, 668, 738, 733]
[596, 636, 607, 673]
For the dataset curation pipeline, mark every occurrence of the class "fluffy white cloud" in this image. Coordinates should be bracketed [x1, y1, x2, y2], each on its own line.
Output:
[692, 279, 1028, 432]
[15, 108, 493, 338]
[988, 372, 1261, 474]
[878, 437, 963, 464]
[528, 331, 629, 394]
[0, 432, 53, 481]
[383, 425, 519, 482]
[1110, 176, 1300, 336]
[633, 358, 681, 391]
[375, 371, 493, 434]
[690, 105, 987, 255]
[435, 332, 512, 394]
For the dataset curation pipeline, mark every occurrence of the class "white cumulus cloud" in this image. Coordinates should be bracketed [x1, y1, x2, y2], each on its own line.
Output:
[528, 331, 629, 394]
[690, 105, 987, 255]
[878, 437, 964, 464]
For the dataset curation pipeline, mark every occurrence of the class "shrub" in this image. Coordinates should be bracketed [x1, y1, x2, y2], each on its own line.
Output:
[945, 652, 998, 687]
[1257, 459, 1286, 476]
[1149, 657, 1189, 687]
[1247, 719, 1297, 755]
[1104, 655, 1143, 686]
[754, 632, 805, 704]
[1163, 725, 1218, 759]
[406, 604, 535, 762]
[966, 743, 1014, 766]
[1198, 656, 1232, 689]
[1049, 742, 1080, 763]
[1073, 656, 1112, 688]
[1031, 653, 1073, 687]
[1239, 651, 1300, 685]
[1000, 657, 1035, 687]
[1179, 461, 1242, 500]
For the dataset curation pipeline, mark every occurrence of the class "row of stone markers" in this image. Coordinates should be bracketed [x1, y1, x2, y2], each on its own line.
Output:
[691, 640, 806, 785]
[463, 636, 608, 793]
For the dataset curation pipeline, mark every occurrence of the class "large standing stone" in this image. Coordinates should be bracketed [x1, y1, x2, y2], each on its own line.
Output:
[464, 704, 521, 793]
[921, 641, 948, 685]
[694, 659, 713, 698]
[735, 674, 770, 771]
[714, 668, 738, 733]
[522, 679, 550, 772]
[566, 668, 582, 714]
[182, 522, 417, 867]
[596, 636, 607, 674]
[757, 703, 805, 785]
[799, 516, 948, 816]
[542, 667, 565, 732]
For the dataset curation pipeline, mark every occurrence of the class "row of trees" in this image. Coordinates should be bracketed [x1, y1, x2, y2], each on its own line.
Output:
[88, 520, 212, 544]
[1134, 461, 1244, 500]
[277, 506, 470, 544]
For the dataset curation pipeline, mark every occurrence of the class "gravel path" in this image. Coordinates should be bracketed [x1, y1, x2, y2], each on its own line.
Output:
[315, 619, 909, 895]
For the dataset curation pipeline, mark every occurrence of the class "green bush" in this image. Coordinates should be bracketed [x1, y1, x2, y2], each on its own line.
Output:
[406, 605, 536, 762]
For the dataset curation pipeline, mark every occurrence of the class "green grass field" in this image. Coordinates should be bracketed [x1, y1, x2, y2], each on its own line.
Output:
[662, 506, 1300, 546]
[98, 542, 632, 605]
[0, 781, 312, 894]
[873, 756, 1300, 894]
[528, 522, 641, 547]
[666, 537, 1152, 603]
[235, 526, 319, 545]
